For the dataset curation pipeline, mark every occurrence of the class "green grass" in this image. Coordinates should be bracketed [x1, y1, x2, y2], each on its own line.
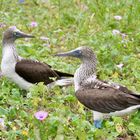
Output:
[1, 0, 140, 139]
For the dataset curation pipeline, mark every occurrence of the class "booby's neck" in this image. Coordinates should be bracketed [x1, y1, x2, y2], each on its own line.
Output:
[74, 58, 97, 91]
[2, 39, 19, 61]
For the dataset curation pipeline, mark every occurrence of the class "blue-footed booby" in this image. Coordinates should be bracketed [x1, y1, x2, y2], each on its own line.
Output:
[56, 46, 140, 128]
[1, 26, 73, 90]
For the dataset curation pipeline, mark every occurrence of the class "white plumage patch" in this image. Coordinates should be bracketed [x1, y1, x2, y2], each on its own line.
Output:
[93, 104, 140, 121]
[1, 44, 33, 90]
[47, 78, 74, 88]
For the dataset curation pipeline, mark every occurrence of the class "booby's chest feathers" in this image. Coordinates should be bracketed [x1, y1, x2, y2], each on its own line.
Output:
[74, 63, 96, 91]
[1, 44, 33, 90]
[1, 44, 19, 77]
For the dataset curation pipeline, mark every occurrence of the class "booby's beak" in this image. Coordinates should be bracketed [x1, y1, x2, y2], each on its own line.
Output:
[55, 49, 81, 58]
[14, 31, 35, 38]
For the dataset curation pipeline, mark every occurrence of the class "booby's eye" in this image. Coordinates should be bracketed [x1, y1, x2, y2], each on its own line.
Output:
[78, 50, 82, 54]
[72, 50, 82, 57]
[76, 50, 82, 55]
[13, 32, 21, 37]
[13, 32, 18, 36]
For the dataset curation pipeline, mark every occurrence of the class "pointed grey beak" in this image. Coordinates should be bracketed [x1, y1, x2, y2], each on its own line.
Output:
[55, 49, 82, 58]
[14, 31, 35, 38]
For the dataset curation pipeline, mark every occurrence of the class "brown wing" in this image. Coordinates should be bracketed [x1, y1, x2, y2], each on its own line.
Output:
[76, 87, 140, 113]
[96, 74, 136, 94]
[15, 59, 61, 85]
[102, 80, 136, 94]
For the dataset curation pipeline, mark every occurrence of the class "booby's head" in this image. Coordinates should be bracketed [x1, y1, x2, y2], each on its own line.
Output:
[55, 46, 97, 62]
[56, 47, 97, 91]
[3, 26, 34, 43]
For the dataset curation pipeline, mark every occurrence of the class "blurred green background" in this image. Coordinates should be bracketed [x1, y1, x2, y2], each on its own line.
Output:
[1, 0, 140, 139]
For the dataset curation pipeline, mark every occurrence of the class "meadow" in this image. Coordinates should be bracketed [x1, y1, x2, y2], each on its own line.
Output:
[1, 0, 140, 139]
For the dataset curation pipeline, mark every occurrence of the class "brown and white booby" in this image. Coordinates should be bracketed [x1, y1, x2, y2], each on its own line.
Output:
[1, 26, 73, 90]
[56, 46, 140, 128]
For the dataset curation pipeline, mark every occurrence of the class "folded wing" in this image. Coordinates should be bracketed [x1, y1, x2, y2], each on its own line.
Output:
[76, 87, 140, 113]
[15, 59, 73, 85]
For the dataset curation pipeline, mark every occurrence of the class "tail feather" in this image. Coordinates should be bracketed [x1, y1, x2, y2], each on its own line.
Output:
[47, 78, 74, 88]
[54, 70, 73, 77]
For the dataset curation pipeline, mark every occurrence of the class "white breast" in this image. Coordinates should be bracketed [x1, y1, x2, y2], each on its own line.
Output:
[74, 67, 82, 92]
[1, 45, 33, 90]
[1, 46, 17, 77]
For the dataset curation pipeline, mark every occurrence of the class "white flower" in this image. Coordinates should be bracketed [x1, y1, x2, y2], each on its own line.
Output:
[43, 43, 50, 47]
[40, 36, 49, 41]
[41, 0, 48, 3]
[0, 118, 6, 130]
[114, 15, 122, 20]
[116, 63, 124, 69]
[112, 29, 121, 35]
[121, 33, 127, 39]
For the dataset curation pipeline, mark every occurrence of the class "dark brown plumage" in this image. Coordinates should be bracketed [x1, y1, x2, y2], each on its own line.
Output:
[15, 59, 73, 85]
[76, 87, 140, 113]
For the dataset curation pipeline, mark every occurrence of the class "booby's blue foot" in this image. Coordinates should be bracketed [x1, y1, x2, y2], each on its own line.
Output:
[19, 0, 24, 3]
[94, 120, 102, 128]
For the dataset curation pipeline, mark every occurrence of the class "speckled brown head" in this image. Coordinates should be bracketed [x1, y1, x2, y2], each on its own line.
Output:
[3, 26, 34, 44]
[55, 46, 97, 62]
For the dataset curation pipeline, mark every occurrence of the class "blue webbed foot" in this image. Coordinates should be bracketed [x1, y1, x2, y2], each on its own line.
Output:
[94, 120, 102, 128]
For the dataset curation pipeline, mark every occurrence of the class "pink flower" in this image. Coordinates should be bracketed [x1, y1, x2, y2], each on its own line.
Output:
[112, 29, 121, 35]
[34, 111, 48, 121]
[116, 63, 124, 69]
[114, 15, 122, 20]
[30, 21, 38, 27]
